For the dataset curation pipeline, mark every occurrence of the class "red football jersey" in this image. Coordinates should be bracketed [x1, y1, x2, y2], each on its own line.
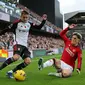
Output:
[60, 27, 82, 70]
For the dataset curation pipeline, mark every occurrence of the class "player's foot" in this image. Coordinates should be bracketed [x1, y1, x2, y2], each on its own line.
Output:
[38, 58, 43, 70]
[48, 72, 62, 77]
[6, 71, 13, 79]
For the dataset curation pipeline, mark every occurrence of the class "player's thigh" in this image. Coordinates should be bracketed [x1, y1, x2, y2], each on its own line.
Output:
[61, 61, 73, 77]
[13, 54, 20, 61]
[13, 44, 24, 60]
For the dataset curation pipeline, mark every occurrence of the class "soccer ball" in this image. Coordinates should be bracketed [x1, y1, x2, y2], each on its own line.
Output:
[14, 70, 26, 81]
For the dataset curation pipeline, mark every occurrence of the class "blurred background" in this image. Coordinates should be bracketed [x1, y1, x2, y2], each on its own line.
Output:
[0, 0, 85, 60]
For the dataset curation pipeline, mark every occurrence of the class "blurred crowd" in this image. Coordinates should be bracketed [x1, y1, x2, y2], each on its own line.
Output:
[0, 32, 64, 51]
[0, 32, 13, 50]
[0, 0, 62, 34]
[0, 1, 64, 51]
[1, 33, 85, 51]
[28, 34, 64, 50]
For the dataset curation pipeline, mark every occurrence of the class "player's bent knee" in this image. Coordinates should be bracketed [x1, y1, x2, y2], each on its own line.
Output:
[62, 72, 71, 78]
[13, 54, 20, 61]
[24, 58, 31, 64]
[52, 58, 60, 68]
[52, 58, 56, 61]
[52, 58, 56, 64]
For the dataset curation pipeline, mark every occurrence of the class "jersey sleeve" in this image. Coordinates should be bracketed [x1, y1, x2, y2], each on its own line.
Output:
[8, 23, 18, 33]
[0, 20, 19, 35]
[30, 20, 46, 30]
[0, 24, 13, 35]
[77, 49, 82, 70]
[59, 27, 70, 43]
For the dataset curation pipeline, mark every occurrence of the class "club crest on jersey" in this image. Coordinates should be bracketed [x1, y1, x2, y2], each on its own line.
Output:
[18, 22, 31, 31]
[24, 26, 26, 28]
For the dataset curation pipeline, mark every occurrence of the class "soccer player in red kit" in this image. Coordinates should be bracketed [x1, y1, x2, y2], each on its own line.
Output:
[38, 24, 82, 78]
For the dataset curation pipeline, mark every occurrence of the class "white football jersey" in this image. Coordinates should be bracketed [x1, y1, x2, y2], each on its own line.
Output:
[14, 22, 31, 47]
[0, 19, 46, 48]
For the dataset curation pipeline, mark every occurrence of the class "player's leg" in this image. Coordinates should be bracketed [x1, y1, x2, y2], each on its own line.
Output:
[48, 69, 72, 78]
[9, 46, 31, 72]
[5, 54, 20, 78]
[47, 58, 62, 77]
[12, 57, 31, 72]
[38, 58, 54, 70]
[0, 53, 20, 70]
[52, 58, 61, 72]
[48, 61, 73, 78]
[0, 44, 19, 70]
[6, 44, 23, 78]
[38, 58, 61, 70]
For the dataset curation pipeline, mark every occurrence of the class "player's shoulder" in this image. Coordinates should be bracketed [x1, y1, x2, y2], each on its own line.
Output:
[9, 19, 21, 29]
[66, 39, 71, 44]
[27, 20, 31, 23]
[13, 19, 21, 24]
[26, 21, 31, 25]
[25, 22, 31, 28]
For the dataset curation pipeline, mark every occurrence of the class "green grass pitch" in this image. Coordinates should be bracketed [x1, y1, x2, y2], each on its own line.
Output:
[0, 50, 85, 85]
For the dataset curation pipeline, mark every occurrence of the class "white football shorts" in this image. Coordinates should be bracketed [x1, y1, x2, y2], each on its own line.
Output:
[60, 60, 73, 73]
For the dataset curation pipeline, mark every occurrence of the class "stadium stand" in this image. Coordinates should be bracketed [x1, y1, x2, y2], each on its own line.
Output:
[28, 34, 64, 50]
[64, 11, 85, 49]
[0, 0, 64, 58]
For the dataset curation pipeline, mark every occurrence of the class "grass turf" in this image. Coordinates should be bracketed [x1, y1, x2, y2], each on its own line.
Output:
[0, 50, 85, 85]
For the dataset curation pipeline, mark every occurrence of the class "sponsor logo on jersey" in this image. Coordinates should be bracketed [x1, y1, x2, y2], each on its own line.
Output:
[65, 47, 74, 57]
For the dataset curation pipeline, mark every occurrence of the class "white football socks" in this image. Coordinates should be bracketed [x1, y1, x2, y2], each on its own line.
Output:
[48, 72, 62, 77]
[43, 59, 54, 68]
[8, 70, 13, 73]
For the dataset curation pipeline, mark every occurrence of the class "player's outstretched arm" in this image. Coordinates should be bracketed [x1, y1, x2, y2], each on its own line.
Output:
[60, 24, 77, 36]
[31, 14, 47, 30]
[76, 49, 82, 74]
[59, 24, 77, 42]
[0, 22, 18, 36]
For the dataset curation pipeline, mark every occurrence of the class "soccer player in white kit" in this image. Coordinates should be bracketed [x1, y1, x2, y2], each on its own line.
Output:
[0, 10, 47, 78]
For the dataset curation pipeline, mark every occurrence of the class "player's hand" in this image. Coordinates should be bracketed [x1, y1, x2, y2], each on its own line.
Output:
[42, 14, 47, 20]
[76, 68, 81, 74]
[69, 24, 77, 29]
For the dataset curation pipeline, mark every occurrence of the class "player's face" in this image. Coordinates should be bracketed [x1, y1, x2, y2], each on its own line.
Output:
[21, 14, 29, 23]
[71, 35, 80, 46]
